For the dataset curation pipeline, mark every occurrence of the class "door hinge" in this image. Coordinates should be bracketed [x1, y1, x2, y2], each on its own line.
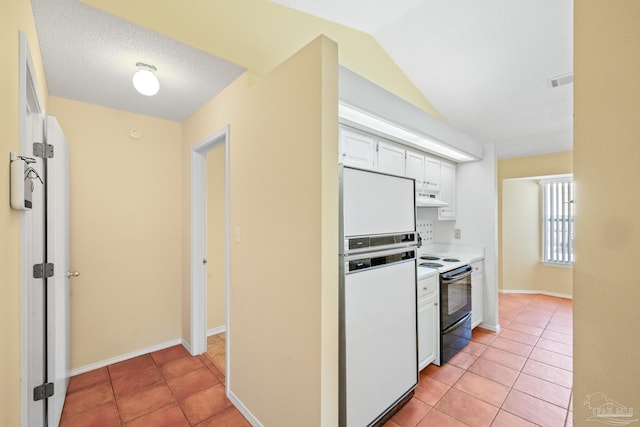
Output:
[33, 142, 54, 159]
[33, 263, 54, 279]
[33, 383, 54, 401]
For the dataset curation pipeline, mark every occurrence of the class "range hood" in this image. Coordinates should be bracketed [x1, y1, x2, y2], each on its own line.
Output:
[416, 189, 449, 207]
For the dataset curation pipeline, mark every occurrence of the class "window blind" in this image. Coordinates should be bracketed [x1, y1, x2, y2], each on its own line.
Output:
[541, 179, 574, 264]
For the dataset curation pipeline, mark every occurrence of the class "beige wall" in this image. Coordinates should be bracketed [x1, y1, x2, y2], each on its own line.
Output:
[502, 179, 573, 296]
[206, 143, 226, 330]
[497, 152, 573, 295]
[0, 0, 48, 424]
[182, 36, 339, 426]
[574, 1, 640, 421]
[48, 97, 183, 369]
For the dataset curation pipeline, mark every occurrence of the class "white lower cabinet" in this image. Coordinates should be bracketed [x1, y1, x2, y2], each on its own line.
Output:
[471, 261, 484, 328]
[418, 274, 439, 370]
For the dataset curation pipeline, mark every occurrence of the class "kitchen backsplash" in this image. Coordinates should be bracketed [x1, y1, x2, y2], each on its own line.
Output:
[416, 220, 434, 244]
[417, 208, 457, 243]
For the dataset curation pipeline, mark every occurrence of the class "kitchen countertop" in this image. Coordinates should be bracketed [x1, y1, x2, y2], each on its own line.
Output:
[417, 244, 484, 278]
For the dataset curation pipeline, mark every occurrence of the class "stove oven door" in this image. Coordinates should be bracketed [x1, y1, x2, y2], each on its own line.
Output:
[440, 265, 472, 329]
[441, 313, 472, 364]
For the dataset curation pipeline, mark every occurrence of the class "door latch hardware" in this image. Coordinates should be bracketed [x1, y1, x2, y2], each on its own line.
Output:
[33, 383, 54, 401]
[33, 263, 54, 279]
[33, 142, 54, 159]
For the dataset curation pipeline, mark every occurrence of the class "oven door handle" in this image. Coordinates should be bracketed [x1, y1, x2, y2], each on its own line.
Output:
[441, 269, 473, 282]
[442, 312, 472, 335]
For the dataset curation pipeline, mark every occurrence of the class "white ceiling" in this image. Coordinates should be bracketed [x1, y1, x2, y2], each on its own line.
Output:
[31, 0, 246, 122]
[273, 0, 574, 159]
[32, 0, 573, 159]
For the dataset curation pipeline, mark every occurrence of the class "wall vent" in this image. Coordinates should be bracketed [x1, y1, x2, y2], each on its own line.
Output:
[549, 73, 574, 88]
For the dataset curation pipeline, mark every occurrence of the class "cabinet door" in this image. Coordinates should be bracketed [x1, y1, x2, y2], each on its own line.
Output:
[471, 261, 484, 328]
[339, 127, 377, 170]
[438, 161, 456, 220]
[406, 150, 425, 183]
[418, 295, 437, 370]
[377, 141, 406, 176]
[424, 156, 441, 191]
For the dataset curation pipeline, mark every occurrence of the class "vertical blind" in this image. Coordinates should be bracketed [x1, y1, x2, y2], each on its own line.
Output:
[541, 179, 574, 264]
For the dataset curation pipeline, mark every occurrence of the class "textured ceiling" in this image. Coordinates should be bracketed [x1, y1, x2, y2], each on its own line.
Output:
[272, 0, 574, 159]
[32, 0, 246, 122]
[33, 0, 573, 159]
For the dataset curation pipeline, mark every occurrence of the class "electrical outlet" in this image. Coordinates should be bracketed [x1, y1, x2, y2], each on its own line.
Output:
[454, 228, 461, 239]
[234, 226, 241, 243]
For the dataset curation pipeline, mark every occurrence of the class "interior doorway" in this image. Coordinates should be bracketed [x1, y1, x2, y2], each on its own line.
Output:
[204, 140, 227, 374]
[189, 125, 230, 387]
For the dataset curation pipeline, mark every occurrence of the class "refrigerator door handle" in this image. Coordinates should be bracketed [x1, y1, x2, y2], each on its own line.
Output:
[343, 247, 417, 274]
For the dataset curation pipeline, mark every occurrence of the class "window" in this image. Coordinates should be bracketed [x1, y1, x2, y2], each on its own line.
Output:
[541, 178, 574, 265]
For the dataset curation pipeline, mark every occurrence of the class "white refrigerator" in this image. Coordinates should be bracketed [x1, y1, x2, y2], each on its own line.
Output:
[339, 166, 418, 426]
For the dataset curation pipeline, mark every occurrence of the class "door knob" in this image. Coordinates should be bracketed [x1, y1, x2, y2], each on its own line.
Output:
[67, 271, 80, 278]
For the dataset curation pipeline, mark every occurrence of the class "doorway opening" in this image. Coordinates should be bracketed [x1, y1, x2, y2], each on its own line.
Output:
[189, 125, 230, 389]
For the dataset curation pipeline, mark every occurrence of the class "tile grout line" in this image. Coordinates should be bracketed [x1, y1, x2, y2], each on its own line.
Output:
[152, 352, 194, 427]
[414, 295, 573, 426]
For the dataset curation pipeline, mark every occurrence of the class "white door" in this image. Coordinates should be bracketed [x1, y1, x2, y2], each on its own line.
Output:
[25, 109, 47, 427]
[46, 116, 70, 426]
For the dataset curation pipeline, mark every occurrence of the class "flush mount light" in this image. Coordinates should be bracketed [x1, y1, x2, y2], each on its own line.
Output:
[132, 62, 159, 96]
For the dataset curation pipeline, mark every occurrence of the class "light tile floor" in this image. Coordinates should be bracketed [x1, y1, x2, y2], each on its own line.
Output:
[385, 293, 573, 427]
[61, 294, 572, 426]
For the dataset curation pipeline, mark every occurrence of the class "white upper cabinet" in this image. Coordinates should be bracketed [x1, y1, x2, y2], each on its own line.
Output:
[339, 127, 377, 170]
[339, 127, 457, 214]
[424, 157, 441, 191]
[438, 161, 456, 220]
[377, 141, 406, 176]
[405, 150, 426, 182]
[407, 151, 441, 191]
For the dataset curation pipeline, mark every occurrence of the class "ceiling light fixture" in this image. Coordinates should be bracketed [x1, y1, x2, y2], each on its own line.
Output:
[132, 62, 159, 96]
[338, 103, 476, 162]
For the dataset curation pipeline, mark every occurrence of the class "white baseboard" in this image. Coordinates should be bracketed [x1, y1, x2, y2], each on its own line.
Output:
[182, 338, 194, 356]
[228, 388, 262, 426]
[500, 289, 573, 300]
[69, 338, 184, 377]
[477, 322, 500, 332]
[207, 325, 226, 337]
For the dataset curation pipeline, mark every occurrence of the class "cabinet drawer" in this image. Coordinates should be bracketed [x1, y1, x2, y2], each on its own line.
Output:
[418, 275, 438, 298]
[471, 261, 483, 276]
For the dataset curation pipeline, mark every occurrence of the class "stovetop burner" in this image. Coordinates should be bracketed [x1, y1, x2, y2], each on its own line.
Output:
[420, 256, 440, 261]
[419, 262, 443, 268]
[442, 258, 460, 262]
